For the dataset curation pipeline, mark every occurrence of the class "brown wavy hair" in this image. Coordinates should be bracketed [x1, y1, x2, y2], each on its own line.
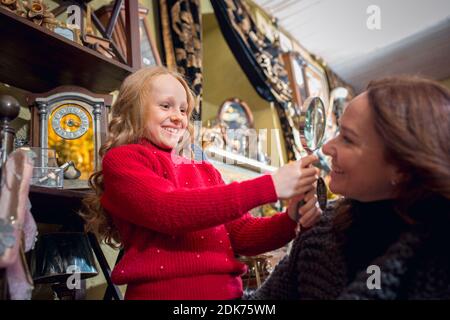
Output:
[333, 76, 450, 234]
[81, 66, 196, 247]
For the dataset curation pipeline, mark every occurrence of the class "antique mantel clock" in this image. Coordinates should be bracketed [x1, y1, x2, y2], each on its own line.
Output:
[26, 86, 112, 181]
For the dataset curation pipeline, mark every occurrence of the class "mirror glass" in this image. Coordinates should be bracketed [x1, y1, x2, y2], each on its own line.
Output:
[300, 97, 326, 153]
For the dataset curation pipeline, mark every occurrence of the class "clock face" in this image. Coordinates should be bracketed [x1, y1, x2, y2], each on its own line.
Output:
[51, 104, 90, 140]
[47, 102, 94, 180]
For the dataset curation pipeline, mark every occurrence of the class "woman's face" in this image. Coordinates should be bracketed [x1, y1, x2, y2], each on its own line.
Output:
[322, 92, 400, 202]
[145, 74, 189, 149]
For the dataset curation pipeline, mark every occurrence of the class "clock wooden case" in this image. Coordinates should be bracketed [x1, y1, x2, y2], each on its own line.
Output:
[26, 86, 113, 180]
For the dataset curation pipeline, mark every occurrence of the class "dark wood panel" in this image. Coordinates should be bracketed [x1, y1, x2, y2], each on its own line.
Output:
[29, 185, 92, 227]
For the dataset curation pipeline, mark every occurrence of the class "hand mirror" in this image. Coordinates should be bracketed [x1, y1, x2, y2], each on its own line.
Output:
[298, 96, 328, 211]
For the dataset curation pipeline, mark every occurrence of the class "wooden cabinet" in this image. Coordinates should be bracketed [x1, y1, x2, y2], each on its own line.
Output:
[0, 1, 142, 300]
[0, 1, 142, 94]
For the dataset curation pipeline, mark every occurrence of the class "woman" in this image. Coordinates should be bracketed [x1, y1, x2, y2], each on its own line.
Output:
[250, 76, 450, 299]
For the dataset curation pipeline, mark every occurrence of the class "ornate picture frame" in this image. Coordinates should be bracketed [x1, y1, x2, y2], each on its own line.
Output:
[278, 31, 293, 53]
[217, 98, 255, 157]
[282, 51, 307, 109]
[304, 60, 330, 110]
[217, 98, 254, 130]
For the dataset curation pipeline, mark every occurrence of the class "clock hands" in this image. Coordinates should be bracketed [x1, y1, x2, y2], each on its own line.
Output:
[65, 118, 81, 128]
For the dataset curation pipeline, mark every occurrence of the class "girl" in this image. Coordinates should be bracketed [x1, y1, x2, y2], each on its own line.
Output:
[250, 76, 450, 300]
[83, 66, 322, 300]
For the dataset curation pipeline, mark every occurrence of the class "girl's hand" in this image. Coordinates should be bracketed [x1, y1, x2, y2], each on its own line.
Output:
[271, 154, 319, 200]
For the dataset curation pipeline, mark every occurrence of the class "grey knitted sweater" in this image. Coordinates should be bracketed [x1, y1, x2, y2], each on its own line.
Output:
[250, 200, 450, 300]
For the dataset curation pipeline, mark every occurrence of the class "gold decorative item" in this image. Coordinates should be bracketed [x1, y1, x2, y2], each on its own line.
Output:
[1, 0, 26, 17]
[13, 0, 54, 28]
[16, 0, 26, 17]
[1, 0, 18, 12]
[42, 11, 58, 31]
[28, 0, 42, 14]
[1, 0, 76, 37]
[24, 0, 44, 25]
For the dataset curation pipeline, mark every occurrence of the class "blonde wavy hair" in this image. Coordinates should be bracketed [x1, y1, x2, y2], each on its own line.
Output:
[81, 66, 196, 247]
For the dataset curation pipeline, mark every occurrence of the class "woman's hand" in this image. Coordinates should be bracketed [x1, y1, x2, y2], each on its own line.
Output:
[287, 187, 322, 228]
[271, 154, 319, 200]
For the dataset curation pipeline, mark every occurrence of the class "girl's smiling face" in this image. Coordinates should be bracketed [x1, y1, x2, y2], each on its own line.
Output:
[145, 74, 189, 149]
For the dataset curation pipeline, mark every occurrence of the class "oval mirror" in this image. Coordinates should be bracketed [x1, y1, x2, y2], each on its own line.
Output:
[297, 96, 328, 212]
[299, 96, 326, 153]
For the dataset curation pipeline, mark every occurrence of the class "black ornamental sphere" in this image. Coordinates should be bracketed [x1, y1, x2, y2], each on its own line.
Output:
[0, 95, 20, 122]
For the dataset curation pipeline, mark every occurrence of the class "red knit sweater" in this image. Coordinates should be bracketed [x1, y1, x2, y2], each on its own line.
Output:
[100, 139, 297, 300]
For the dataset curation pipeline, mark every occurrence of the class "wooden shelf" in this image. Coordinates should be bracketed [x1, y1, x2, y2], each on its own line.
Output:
[0, 7, 134, 93]
[29, 185, 90, 226]
[29, 185, 92, 199]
